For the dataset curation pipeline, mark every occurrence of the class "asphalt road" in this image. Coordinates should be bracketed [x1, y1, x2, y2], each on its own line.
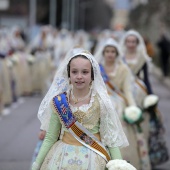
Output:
[0, 96, 42, 170]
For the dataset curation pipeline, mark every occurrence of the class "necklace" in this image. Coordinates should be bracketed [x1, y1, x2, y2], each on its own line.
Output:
[71, 89, 91, 104]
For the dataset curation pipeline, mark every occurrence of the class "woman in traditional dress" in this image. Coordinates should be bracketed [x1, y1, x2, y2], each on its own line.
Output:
[120, 30, 153, 95]
[119, 30, 154, 138]
[120, 30, 168, 168]
[32, 48, 129, 170]
[28, 27, 54, 95]
[0, 30, 12, 107]
[95, 38, 152, 169]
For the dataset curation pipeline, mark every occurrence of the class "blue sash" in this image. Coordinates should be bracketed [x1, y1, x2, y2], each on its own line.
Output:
[99, 64, 109, 83]
[53, 93, 76, 128]
[52, 92, 111, 162]
[121, 58, 147, 93]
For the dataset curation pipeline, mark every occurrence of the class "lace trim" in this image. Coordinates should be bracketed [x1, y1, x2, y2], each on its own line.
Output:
[98, 96, 129, 148]
[125, 54, 139, 64]
[32, 162, 40, 170]
[74, 94, 100, 129]
[40, 119, 49, 131]
[57, 93, 100, 131]
[69, 90, 96, 112]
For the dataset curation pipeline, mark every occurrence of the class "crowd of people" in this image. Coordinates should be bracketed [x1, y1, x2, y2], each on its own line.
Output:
[0, 25, 169, 170]
[0, 26, 91, 116]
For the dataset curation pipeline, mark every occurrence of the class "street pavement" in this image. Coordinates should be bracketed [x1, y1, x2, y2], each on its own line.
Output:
[150, 69, 170, 170]
[0, 70, 169, 170]
[0, 96, 42, 170]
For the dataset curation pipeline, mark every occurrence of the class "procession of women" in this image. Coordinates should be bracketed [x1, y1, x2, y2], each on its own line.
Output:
[0, 25, 169, 170]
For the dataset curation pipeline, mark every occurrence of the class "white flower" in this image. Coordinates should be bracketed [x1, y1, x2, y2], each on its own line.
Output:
[6, 59, 13, 68]
[27, 55, 35, 64]
[11, 54, 19, 63]
[106, 159, 137, 170]
[124, 106, 142, 123]
[143, 94, 159, 109]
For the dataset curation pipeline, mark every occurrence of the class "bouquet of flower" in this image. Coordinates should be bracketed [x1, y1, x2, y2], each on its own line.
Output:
[11, 54, 19, 65]
[106, 159, 137, 170]
[6, 59, 13, 68]
[143, 94, 160, 123]
[27, 54, 35, 65]
[143, 94, 159, 110]
[124, 106, 152, 169]
[124, 106, 143, 125]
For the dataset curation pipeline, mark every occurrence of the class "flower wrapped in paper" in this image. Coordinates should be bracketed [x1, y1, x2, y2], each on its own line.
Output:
[106, 159, 137, 170]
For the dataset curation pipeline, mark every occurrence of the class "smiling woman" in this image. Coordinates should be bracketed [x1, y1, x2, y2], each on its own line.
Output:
[68, 56, 93, 105]
[95, 38, 144, 169]
[32, 47, 129, 170]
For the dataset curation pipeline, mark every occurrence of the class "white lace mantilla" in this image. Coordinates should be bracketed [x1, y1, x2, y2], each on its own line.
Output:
[38, 48, 129, 148]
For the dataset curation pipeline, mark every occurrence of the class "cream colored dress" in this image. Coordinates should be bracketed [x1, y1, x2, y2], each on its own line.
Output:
[10, 55, 22, 98]
[103, 60, 140, 169]
[124, 53, 150, 142]
[32, 51, 52, 95]
[125, 52, 146, 75]
[29, 35, 53, 94]
[8, 52, 32, 96]
[0, 58, 12, 105]
[32, 92, 123, 170]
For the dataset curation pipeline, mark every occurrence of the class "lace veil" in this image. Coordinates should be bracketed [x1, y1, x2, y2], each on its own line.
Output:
[38, 47, 128, 148]
[119, 29, 150, 62]
[95, 38, 122, 63]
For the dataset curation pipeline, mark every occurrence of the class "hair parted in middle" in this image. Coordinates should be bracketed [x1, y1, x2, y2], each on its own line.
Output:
[67, 55, 94, 80]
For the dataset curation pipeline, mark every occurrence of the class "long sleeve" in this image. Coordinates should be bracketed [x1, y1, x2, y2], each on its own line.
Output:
[142, 63, 153, 94]
[108, 147, 122, 159]
[32, 105, 61, 170]
[122, 67, 136, 106]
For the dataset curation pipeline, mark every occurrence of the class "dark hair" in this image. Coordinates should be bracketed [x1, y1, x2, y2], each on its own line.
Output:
[126, 35, 139, 44]
[67, 55, 94, 80]
[102, 45, 119, 56]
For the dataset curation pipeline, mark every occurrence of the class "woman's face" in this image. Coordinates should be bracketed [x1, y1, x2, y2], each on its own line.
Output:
[125, 35, 138, 52]
[70, 57, 92, 91]
[103, 46, 118, 63]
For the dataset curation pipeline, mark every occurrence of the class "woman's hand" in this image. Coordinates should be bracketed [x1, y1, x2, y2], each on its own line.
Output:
[38, 130, 46, 140]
